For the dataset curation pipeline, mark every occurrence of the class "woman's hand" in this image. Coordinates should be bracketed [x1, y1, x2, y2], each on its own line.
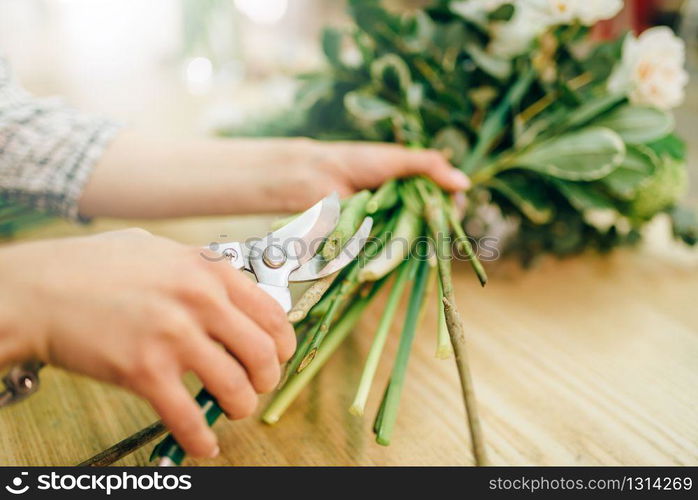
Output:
[0, 229, 295, 458]
[276, 140, 471, 213]
[78, 133, 470, 218]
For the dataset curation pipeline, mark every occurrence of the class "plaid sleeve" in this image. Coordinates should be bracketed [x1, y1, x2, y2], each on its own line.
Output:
[0, 57, 121, 220]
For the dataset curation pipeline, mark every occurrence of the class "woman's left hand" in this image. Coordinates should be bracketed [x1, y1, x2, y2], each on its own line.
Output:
[285, 140, 470, 211]
[79, 133, 470, 218]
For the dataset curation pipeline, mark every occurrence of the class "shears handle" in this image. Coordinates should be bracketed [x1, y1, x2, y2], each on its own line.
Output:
[150, 389, 223, 466]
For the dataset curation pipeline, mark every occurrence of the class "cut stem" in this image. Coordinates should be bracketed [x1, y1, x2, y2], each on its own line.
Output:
[298, 276, 354, 371]
[262, 280, 386, 425]
[287, 272, 339, 324]
[322, 190, 371, 260]
[366, 180, 399, 214]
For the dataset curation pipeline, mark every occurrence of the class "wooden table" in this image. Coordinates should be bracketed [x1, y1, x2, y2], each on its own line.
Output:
[1, 216, 697, 466]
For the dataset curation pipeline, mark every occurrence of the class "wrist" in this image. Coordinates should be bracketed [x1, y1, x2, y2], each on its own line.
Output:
[0, 247, 46, 365]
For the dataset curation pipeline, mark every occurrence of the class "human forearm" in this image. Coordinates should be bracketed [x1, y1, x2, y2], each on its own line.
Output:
[78, 130, 470, 220]
[78, 131, 318, 218]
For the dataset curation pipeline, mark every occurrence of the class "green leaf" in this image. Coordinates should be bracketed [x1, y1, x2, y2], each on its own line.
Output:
[461, 69, 536, 173]
[512, 127, 626, 181]
[595, 105, 674, 144]
[402, 10, 436, 53]
[432, 21, 468, 57]
[561, 93, 625, 131]
[344, 91, 396, 122]
[353, 31, 375, 66]
[553, 180, 616, 212]
[322, 28, 344, 68]
[406, 83, 424, 110]
[466, 43, 512, 80]
[370, 54, 412, 94]
[295, 76, 333, 110]
[647, 133, 686, 160]
[431, 127, 470, 165]
[488, 173, 555, 224]
[601, 146, 657, 200]
[489, 3, 515, 22]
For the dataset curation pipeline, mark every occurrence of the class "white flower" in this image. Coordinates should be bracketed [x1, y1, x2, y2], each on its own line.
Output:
[538, 0, 623, 25]
[487, 0, 622, 57]
[544, 0, 578, 24]
[489, 2, 547, 57]
[608, 27, 689, 110]
[575, 0, 623, 25]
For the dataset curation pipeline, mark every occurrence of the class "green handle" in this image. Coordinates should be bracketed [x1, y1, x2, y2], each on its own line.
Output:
[150, 388, 223, 465]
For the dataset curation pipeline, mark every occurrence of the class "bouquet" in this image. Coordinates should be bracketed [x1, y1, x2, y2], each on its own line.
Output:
[225, 0, 697, 464]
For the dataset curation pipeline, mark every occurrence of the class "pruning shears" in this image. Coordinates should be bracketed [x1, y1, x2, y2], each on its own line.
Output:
[153, 192, 372, 466]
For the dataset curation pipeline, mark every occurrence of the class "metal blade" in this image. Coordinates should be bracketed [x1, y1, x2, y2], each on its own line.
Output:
[266, 192, 340, 267]
[290, 216, 373, 282]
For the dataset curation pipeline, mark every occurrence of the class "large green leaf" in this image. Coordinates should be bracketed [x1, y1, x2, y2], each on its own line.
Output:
[596, 105, 674, 145]
[553, 180, 620, 232]
[600, 146, 657, 200]
[647, 133, 686, 160]
[512, 127, 626, 181]
[488, 174, 555, 225]
[553, 180, 616, 212]
[561, 94, 625, 131]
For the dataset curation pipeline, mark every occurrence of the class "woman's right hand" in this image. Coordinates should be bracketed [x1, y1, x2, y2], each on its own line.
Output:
[0, 229, 295, 458]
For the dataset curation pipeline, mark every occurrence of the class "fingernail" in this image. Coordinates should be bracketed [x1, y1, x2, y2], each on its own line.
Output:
[449, 170, 471, 190]
[209, 445, 220, 458]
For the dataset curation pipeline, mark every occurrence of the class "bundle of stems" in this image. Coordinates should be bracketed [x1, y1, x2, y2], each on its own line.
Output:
[232, 0, 697, 465]
[262, 175, 488, 465]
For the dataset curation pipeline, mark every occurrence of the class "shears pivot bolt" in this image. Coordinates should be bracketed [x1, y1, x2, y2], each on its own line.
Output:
[262, 245, 287, 269]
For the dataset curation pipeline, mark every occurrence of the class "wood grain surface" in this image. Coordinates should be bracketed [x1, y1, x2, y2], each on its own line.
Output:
[1, 216, 697, 466]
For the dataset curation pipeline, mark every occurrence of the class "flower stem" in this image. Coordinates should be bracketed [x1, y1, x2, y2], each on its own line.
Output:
[261, 279, 386, 425]
[460, 69, 535, 174]
[299, 274, 355, 371]
[436, 279, 453, 359]
[366, 179, 399, 214]
[349, 260, 412, 416]
[374, 257, 430, 445]
[445, 195, 488, 286]
[423, 188, 488, 466]
[287, 272, 340, 324]
[322, 190, 371, 260]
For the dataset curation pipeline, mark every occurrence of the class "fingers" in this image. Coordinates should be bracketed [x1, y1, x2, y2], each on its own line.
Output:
[382, 146, 471, 192]
[139, 375, 219, 459]
[185, 339, 259, 419]
[206, 262, 296, 362]
[200, 297, 282, 393]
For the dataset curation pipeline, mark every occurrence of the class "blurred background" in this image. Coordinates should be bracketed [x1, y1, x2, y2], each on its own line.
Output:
[0, 0, 697, 240]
